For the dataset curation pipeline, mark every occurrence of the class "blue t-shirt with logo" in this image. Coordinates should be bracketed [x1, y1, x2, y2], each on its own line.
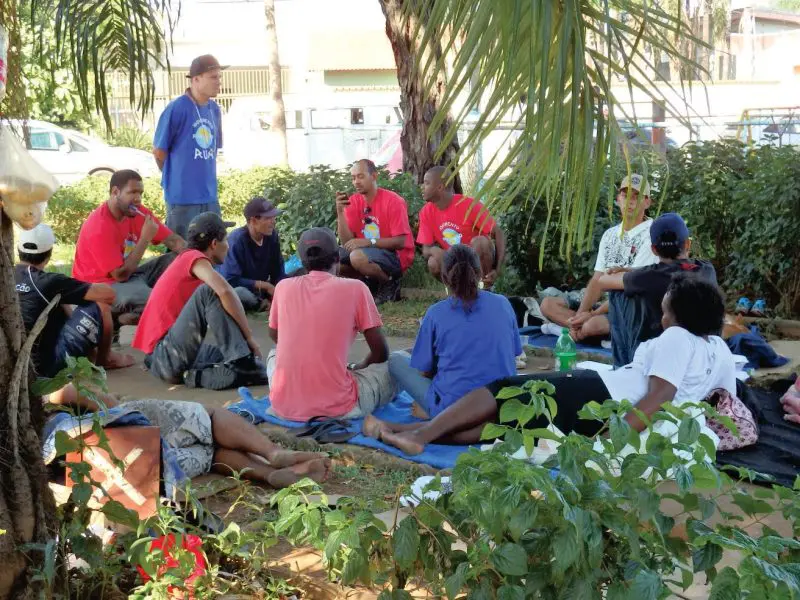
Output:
[410, 291, 522, 417]
[153, 94, 222, 206]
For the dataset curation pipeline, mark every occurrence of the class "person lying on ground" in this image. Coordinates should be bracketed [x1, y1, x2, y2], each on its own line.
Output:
[47, 384, 330, 487]
[389, 244, 521, 420]
[540, 173, 658, 342]
[133, 212, 267, 390]
[365, 274, 735, 456]
[72, 169, 185, 323]
[267, 227, 396, 421]
[219, 196, 286, 312]
[598, 212, 717, 366]
[417, 166, 507, 289]
[335, 159, 414, 304]
[15, 224, 134, 378]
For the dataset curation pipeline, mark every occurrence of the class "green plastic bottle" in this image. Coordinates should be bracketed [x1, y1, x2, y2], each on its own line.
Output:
[554, 327, 577, 371]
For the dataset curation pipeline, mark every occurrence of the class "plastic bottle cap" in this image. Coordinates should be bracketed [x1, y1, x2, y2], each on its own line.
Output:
[561, 327, 569, 334]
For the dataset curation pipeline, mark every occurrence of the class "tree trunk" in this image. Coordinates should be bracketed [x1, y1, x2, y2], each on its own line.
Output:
[264, 0, 288, 166]
[0, 4, 54, 597]
[379, 0, 462, 192]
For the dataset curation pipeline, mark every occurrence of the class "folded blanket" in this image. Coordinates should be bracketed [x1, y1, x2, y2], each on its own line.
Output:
[229, 388, 474, 469]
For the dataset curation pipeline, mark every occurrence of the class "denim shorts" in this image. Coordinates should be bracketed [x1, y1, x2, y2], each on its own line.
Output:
[47, 303, 103, 377]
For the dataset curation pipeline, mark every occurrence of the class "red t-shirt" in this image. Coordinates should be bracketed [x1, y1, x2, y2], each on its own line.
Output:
[132, 249, 207, 354]
[416, 195, 496, 249]
[343, 188, 414, 271]
[72, 203, 172, 284]
[268, 271, 383, 420]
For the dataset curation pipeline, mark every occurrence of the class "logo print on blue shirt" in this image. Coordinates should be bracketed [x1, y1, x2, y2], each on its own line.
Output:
[194, 124, 214, 149]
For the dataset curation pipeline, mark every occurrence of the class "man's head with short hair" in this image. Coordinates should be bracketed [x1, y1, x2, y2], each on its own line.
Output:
[298, 227, 340, 272]
[421, 166, 455, 203]
[109, 169, 145, 218]
[187, 54, 225, 100]
[616, 173, 652, 225]
[650, 212, 690, 260]
[187, 212, 235, 264]
[17, 223, 56, 266]
[662, 273, 724, 337]
[350, 159, 379, 196]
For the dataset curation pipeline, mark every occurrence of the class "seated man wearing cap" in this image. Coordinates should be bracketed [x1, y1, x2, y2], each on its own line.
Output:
[153, 54, 225, 240]
[540, 173, 658, 342]
[133, 212, 268, 390]
[72, 169, 185, 321]
[267, 227, 396, 421]
[598, 212, 718, 366]
[15, 224, 134, 378]
[219, 197, 286, 312]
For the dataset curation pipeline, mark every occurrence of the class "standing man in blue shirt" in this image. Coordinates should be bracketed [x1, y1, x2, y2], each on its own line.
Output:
[219, 197, 286, 312]
[153, 54, 225, 239]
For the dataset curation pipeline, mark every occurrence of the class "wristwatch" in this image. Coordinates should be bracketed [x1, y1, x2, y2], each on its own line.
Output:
[370, 238, 377, 246]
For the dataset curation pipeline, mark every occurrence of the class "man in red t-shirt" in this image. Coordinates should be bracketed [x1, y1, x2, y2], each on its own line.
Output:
[133, 212, 268, 390]
[417, 166, 506, 288]
[335, 159, 413, 303]
[72, 169, 185, 319]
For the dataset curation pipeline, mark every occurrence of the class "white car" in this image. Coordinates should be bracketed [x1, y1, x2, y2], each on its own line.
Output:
[4, 119, 159, 185]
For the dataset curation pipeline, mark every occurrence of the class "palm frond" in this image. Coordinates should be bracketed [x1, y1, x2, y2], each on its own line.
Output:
[30, 0, 179, 131]
[407, 0, 711, 259]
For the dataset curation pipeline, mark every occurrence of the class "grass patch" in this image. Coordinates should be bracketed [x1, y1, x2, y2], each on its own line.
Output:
[380, 296, 440, 337]
[328, 463, 418, 512]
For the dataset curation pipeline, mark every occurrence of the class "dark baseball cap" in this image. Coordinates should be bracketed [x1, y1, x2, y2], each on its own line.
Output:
[244, 197, 282, 220]
[186, 54, 228, 78]
[298, 227, 338, 262]
[650, 212, 690, 247]
[186, 212, 235, 244]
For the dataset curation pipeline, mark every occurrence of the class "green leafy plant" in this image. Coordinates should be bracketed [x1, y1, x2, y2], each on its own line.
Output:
[104, 126, 153, 152]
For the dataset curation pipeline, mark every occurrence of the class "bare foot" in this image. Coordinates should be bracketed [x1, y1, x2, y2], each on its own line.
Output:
[380, 430, 425, 456]
[118, 313, 140, 327]
[411, 402, 430, 420]
[101, 351, 135, 370]
[363, 414, 391, 439]
[267, 457, 332, 488]
[268, 449, 325, 468]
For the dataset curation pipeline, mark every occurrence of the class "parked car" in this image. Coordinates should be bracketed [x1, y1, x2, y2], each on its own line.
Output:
[3, 119, 158, 185]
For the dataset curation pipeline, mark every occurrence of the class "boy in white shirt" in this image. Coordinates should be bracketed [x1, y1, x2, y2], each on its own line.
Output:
[541, 173, 658, 341]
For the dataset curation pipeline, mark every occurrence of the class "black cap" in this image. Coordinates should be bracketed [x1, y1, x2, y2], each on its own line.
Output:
[187, 54, 228, 78]
[244, 197, 282, 220]
[650, 212, 690, 248]
[298, 227, 338, 262]
[186, 212, 235, 244]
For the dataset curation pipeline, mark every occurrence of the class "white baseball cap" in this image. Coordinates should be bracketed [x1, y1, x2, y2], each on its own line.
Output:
[619, 173, 651, 197]
[17, 224, 56, 253]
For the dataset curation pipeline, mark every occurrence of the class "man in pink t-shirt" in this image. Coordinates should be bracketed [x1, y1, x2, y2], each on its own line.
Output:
[72, 169, 185, 318]
[267, 227, 396, 422]
[335, 159, 414, 304]
[418, 166, 507, 288]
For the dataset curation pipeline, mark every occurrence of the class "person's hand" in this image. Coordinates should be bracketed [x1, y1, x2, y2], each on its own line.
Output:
[344, 238, 370, 251]
[335, 192, 350, 214]
[606, 266, 631, 275]
[482, 269, 498, 287]
[141, 215, 159, 243]
[568, 310, 593, 328]
[247, 337, 263, 360]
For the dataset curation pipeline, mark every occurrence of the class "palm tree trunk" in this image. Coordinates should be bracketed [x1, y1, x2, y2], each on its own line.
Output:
[379, 0, 462, 192]
[264, 0, 288, 166]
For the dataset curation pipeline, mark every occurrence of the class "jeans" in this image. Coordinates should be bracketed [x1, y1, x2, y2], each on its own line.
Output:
[388, 351, 432, 411]
[166, 202, 222, 241]
[234, 287, 262, 312]
[111, 252, 178, 314]
[148, 284, 252, 384]
[608, 290, 652, 368]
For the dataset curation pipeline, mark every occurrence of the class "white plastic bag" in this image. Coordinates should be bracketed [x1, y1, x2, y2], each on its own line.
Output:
[0, 126, 59, 229]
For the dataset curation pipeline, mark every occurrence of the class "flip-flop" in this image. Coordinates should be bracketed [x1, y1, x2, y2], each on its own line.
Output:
[296, 416, 333, 438]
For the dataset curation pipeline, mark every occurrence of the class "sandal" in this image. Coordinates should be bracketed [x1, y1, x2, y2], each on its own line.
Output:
[296, 417, 356, 444]
[751, 299, 767, 317]
[735, 297, 752, 315]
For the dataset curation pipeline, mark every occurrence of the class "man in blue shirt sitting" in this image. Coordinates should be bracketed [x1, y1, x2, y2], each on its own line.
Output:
[153, 54, 225, 239]
[219, 197, 286, 311]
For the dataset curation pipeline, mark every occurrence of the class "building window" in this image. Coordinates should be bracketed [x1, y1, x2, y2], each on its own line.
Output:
[350, 108, 364, 125]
